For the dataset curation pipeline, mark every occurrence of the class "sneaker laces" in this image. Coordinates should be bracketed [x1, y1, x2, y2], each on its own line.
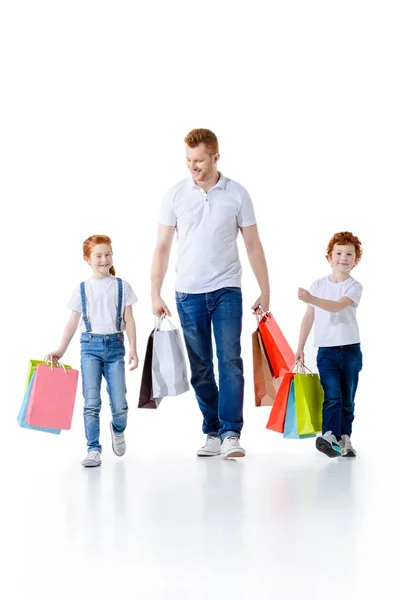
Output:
[227, 436, 240, 446]
[114, 433, 125, 447]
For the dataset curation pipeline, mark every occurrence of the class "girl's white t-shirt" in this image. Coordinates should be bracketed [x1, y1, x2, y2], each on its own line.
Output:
[309, 275, 363, 347]
[67, 275, 138, 334]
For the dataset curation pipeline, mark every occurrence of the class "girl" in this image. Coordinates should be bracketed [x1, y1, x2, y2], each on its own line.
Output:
[50, 235, 139, 467]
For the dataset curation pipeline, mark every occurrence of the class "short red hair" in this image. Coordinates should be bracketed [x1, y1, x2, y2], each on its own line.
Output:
[83, 235, 116, 276]
[326, 231, 363, 261]
[184, 128, 219, 154]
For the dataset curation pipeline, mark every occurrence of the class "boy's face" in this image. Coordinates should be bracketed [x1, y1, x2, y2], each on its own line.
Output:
[328, 244, 359, 273]
[85, 243, 113, 277]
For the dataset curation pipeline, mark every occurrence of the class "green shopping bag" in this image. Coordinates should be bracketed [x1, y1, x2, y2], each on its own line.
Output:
[293, 371, 324, 435]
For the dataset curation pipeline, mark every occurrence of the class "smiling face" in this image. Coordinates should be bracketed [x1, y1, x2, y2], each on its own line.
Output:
[85, 243, 113, 278]
[186, 142, 219, 185]
[327, 243, 359, 275]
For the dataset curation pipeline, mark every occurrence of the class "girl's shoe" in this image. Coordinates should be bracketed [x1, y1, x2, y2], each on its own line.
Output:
[81, 451, 102, 467]
[316, 431, 341, 458]
[339, 434, 356, 457]
[110, 422, 126, 457]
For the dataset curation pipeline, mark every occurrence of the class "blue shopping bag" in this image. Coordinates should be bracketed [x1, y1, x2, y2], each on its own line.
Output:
[283, 380, 315, 439]
[17, 371, 61, 434]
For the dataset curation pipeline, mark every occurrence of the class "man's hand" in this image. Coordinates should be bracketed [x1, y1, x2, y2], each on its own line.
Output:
[251, 295, 270, 315]
[298, 288, 313, 304]
[152, 296, 172, 318]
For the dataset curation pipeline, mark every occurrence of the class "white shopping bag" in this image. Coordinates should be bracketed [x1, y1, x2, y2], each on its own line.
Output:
[151, 317, 190, 398]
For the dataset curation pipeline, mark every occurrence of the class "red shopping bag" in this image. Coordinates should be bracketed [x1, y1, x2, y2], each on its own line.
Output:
[26, 363, 79, 430]
[266, 372, 294, 433]
[258, 313, 295, 378]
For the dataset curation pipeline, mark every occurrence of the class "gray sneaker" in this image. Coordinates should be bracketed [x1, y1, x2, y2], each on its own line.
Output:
[81, 450, 102, 467]
[316, 431, 341, 458]
[339, 434, 356, 457]
[110, 422, 126, 457]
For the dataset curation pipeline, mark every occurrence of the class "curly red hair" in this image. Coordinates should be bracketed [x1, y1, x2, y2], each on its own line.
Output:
[83, 235, 116, 276]
[326, 231, 363, 261]
[184, 128, 219, 154]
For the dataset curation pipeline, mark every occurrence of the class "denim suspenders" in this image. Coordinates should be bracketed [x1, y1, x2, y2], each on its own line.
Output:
[80, 278, 123, 334]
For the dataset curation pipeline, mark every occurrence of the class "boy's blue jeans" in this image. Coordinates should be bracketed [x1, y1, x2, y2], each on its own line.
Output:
[317, 343, 362, 439]
[176, 287, 244, 441]
[80, 332, 128, 453]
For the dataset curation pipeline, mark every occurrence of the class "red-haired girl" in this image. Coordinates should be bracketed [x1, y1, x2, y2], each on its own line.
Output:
[50, 235, 138, 467]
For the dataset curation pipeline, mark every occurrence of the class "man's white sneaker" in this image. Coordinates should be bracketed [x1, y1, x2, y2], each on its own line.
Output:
[339, 434, 356, 457]
[221, 436, 246, 459]
[196, 435, 221, 457]
[110, 422, 126, 457]
[81, 451, 102, 467]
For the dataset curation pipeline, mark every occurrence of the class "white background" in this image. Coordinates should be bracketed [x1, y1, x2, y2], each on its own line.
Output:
[0, 1, 398, 598]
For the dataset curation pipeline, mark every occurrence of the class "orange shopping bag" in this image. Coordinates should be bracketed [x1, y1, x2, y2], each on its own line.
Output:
[252, 326, 282, 406]
[266, 372, 294, 433]
[258, 312, 295, 378]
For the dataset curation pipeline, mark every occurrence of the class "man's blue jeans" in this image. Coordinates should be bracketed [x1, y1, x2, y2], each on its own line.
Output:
[317, 343, 362, 439]
[176, 287, 244, 440]
[80, 332, 128, 452]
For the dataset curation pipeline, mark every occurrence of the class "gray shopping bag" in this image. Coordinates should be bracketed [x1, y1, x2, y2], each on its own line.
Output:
[152, 317, 190, 398]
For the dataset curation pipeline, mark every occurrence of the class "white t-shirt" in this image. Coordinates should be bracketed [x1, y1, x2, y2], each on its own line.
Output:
[309, 276, 362, 347]
[158, 173, 257, 293]
[68, 275, 138, 334]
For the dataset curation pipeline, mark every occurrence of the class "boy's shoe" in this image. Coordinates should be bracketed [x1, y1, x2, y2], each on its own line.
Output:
[81, 451, 102, 467]
[339, 434, 356, 457]
[221, 436, 246, 459]
[316, 431, 341, 458]
[110, 422, 126, 457]
[197, 435, 221, 456]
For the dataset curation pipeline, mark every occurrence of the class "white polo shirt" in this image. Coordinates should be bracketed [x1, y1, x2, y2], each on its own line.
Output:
[158, 174, 257, 293]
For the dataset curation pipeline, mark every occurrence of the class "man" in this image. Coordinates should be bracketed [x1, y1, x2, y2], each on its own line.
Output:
[151, 128, 270, 458]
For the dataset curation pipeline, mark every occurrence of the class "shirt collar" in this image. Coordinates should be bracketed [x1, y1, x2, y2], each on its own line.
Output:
[191, 172, 227, 191]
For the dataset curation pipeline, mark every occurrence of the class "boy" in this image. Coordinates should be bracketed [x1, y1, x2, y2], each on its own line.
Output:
[295, 231, 363, 458]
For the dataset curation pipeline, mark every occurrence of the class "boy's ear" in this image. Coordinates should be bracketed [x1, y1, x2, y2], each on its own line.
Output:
[326, 254, 332, 264]
[353, 257, 361, 268]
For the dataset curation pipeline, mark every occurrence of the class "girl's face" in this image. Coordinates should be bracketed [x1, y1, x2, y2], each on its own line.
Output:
[85, 244, 113, 278]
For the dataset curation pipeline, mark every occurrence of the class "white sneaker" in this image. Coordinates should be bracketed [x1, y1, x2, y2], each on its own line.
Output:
[221, 436, 246, 459]
[110, 422, 126, 457]
[339, 434, 356, 457]
[197, 435, 221, 457]
[316, 431, 341, 458]
[81, 451, 102, 467]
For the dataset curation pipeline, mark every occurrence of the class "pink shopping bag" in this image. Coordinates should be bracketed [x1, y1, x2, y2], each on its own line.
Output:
[25, 363, 79, 430]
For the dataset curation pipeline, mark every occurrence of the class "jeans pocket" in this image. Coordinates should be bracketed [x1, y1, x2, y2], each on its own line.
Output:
[176, 291, 188, 302]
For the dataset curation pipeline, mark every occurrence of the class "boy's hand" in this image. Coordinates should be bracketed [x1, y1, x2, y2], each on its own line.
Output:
[128, 351, 139, 371]
[298, 288, 312, 304]
[295, 350, 305, 364]
[152, 296, 172, 318]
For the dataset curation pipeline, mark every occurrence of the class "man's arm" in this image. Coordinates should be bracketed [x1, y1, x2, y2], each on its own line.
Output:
[151, 224, 175, 317]
[298, 288, 355, 312]
[240, 224, 270, 313]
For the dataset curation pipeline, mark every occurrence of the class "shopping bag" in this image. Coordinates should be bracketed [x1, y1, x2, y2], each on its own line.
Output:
[138, 330, 163, 409]
[283, 380, 315, 439]
[252, 329, 281, 406]
[294, 372, 323, 435]
[266, 372, 294, 433]
[152, 317, 190, 398]
[24, 358, 73, 393]
[17, 371, 61, 434]
[25, 363, 79, 430]
[258, 312, 295, 378]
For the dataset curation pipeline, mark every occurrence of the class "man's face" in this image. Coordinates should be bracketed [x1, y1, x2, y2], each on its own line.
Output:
[186, 143, 219, 184]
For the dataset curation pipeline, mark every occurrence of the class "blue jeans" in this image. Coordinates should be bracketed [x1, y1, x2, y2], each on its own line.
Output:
[317, 343, 362, 439]
[176, 287, 244, 440]
[80, 332, 128, 452]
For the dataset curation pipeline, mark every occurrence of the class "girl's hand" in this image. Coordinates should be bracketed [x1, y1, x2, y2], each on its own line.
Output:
[128, 351, 139, 371]
[298, 288, 312, 303]
[48, 349, 65, 362]
[294, 349, 304, 364]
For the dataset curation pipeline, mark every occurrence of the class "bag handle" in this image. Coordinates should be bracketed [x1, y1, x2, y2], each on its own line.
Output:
[44, 354, 68, 373]
[154, 314, 177, 331]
